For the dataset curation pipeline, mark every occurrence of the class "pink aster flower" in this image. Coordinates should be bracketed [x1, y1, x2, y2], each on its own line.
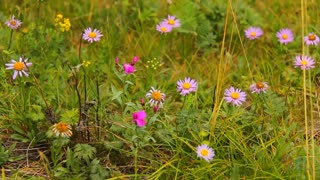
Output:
[164, 15, 181, 28]
[123, 63, 135, 74]
[177, 77, 197, 96]
[223, 87, 247, 106]
[146, 87, 165, 107]
[304, 33, 320, 46]
[156, 22, 173, 34]
[82, 27, 103, 43]
[5, 15, 22, 29]
[5, 57, 32, 80]
[196, 144, 215, 162]
[245, 26, 263, 40]
[132, 110, 147, 127]
[250, 82, 269, 94]
[294, 55, 315, 70]
[276, 28, 294, 45]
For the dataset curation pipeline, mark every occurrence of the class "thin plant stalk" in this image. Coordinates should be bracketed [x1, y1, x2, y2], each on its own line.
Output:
[304, 0, 315, 176]
[7, 29, 13, 50]
[303, 69, 310, 179]
[134, 126, 140, 180]
[25, 62, 49, 110]
[229, 0, 253, 81]
[308, 70, 315, 179]
[78, 31, 91, 141]
[67, 64, 82, 125]
[210, 0, 230, 130]
[301, 0, 311, 178]
[182, 95, 187, 109]
[96, 80, 100, 140]
[134, 145, 139, 180]
[78, 31, 88, 102]
[314, 86, 320, 179]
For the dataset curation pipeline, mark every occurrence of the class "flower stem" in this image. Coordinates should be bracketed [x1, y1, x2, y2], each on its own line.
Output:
[303, 69, 310, 178]
[25, 62, 49, 110]
[134, 146, 138, 180]
[7, 29, 13, 50]
[308, 70, 315, 179]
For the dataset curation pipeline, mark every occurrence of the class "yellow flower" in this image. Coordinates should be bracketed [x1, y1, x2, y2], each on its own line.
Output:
[55, 14, 71, 32]
[56, 14, 63, 19]
[199, 130, 208, 137]
[22, 28, 29, 34]
[82, 60, 91, 67]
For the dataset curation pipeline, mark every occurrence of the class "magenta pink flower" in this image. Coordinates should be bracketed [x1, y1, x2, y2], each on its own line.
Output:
[123, 63, 134, 74]
[132, 56, 139, 64]
[132, 110, 147, 127]
[115, 57, 119, 65]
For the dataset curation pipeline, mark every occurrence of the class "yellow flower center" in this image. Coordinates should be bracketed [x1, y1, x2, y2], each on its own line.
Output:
[255, 82, 265, 89]
[308, 34, 316, 41]
[200, 149, 209, 157]
[161, 27, 167, 32]
[168, 19, 175, 25]
[182, 82, 191, 90]
[151, 91, 162, 101]
[231, 92, 240, 99]
[250, 32, 256, 37]
[88, 32, 97, 38]
[282, 34, 288, 40]
[14, 62, 25, 71]
[301, 60, 308, 66]
[10, 20, 17, 26]
[56, 122, 69, 132]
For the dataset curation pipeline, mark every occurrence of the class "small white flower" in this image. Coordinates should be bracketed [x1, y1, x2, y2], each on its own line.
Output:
[145, 87, 165, 107]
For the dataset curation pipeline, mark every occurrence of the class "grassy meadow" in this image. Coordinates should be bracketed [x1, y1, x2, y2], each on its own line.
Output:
[1, 0, 320, 179]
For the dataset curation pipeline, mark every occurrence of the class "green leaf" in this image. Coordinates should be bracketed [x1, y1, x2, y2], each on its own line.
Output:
[74, 144, 96, 162]
[10, 124, 26, 135]
[11, 134, 30, 143]
[60, 108, 79, 124]
[169, 0, 198, 33]
[26, 104, 45, 122]
[111, 85, 123, 106]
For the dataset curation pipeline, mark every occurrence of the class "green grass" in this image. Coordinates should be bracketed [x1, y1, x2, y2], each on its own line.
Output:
[0, 0, 320, 179]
